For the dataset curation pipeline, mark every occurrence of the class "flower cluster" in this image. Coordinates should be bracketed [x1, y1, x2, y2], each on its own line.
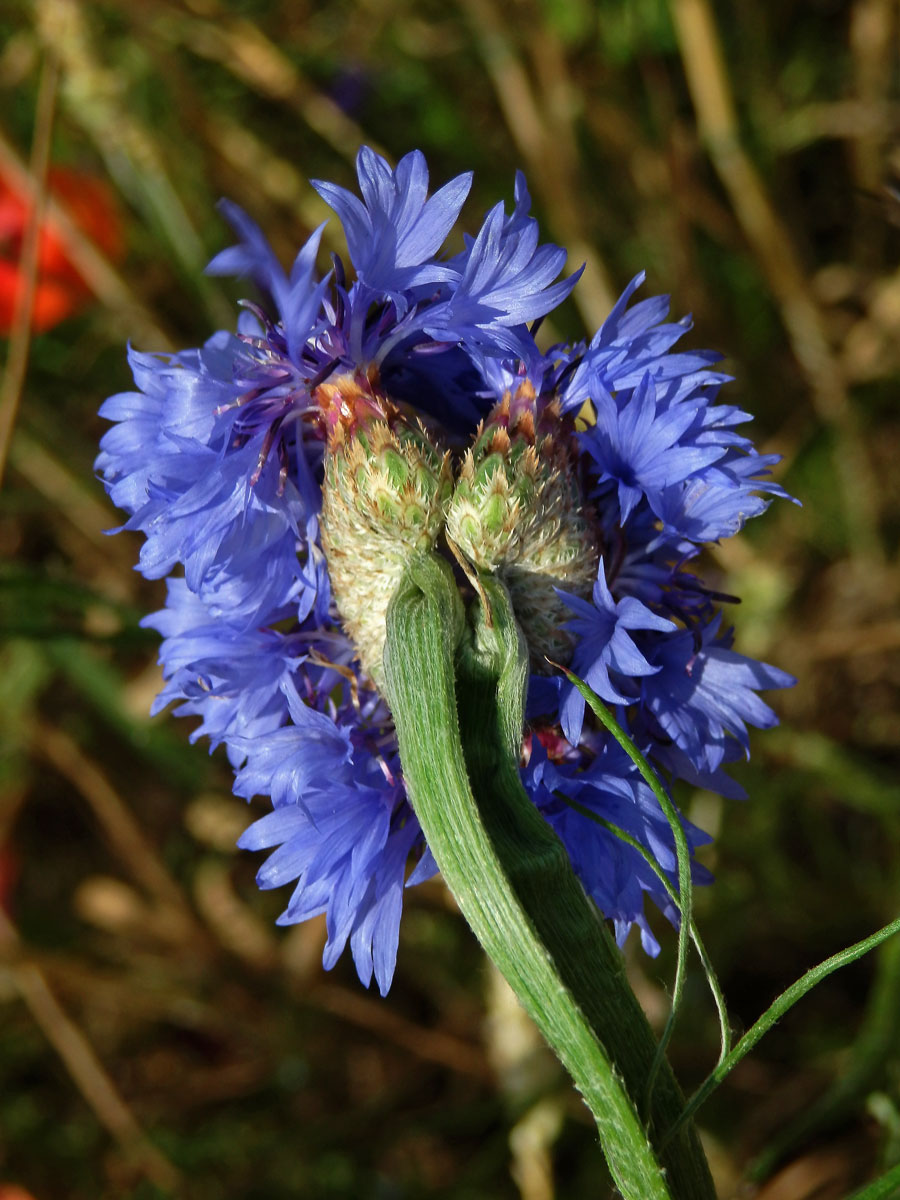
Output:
[97, 148, 794, 993]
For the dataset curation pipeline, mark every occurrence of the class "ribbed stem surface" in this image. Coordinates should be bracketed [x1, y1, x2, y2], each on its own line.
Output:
[384, 553, 715, 1199]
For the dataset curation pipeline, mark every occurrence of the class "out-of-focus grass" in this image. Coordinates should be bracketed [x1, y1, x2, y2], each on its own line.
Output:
[1, 1, 898, 1197]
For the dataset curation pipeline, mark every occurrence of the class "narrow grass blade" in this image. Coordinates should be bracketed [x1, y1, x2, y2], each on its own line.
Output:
[665, 913, 900, 1147]
[553, 665, 695, 1111]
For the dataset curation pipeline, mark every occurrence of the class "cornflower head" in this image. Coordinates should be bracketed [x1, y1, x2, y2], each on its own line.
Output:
[97, 147, 795, 993]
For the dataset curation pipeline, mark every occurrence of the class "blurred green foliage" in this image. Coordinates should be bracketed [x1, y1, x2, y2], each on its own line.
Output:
[1, 1, 899, 1197]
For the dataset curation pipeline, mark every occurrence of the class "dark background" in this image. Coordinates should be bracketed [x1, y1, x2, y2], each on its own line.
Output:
[1, 1, 899, 1197]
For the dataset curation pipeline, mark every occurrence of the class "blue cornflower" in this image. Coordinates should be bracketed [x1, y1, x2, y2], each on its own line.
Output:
[555, 559, 675, 744]
[232, 683, 430, 994]
[424, 183, 583, 352]
[312, 147, 472, 305]
[98, 147, 794, 988]
[579, 374, 726, 522]
[636, 617, 795, 777]
[560, 272, 723, 410]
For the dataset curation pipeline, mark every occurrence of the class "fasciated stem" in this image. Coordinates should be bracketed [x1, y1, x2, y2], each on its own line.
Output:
[383, 553, 714, 1200]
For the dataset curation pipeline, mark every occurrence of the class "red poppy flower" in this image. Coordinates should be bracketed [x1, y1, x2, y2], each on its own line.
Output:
[0, 165, 123, 334]
[0, 841, 19, 917]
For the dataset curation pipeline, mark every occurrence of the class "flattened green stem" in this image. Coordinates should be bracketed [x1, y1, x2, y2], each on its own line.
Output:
[384, 554, 715, 1200]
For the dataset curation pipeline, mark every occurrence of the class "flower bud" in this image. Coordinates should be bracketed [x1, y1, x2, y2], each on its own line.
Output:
[319, 373, 453, 689]
[446, 384, 600, 670]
